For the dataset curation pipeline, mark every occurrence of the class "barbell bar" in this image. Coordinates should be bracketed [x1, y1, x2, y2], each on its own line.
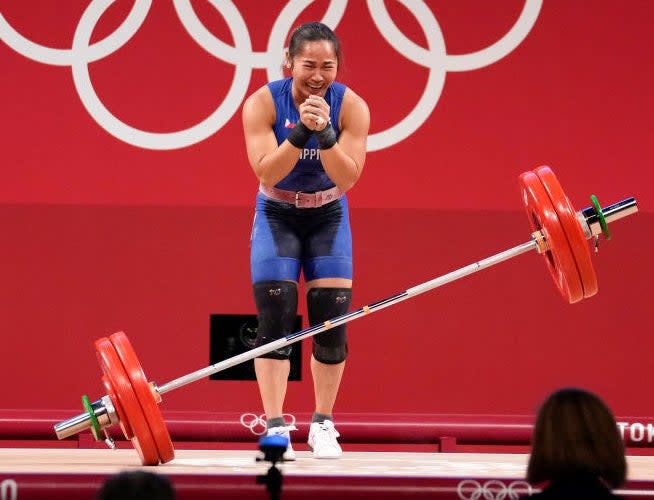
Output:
[53, 166, 638, 465]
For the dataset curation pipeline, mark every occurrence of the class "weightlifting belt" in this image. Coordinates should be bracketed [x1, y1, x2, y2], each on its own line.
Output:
[259, 184, 343, 208]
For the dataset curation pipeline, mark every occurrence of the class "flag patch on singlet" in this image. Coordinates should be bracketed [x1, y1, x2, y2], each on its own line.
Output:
[284, 118, 295, 128]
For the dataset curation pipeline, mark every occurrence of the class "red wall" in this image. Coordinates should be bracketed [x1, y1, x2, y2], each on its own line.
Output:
[1, 1, 651, 419]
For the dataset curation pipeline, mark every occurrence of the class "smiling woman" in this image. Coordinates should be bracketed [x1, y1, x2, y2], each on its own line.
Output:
[241, 21, 370, 461]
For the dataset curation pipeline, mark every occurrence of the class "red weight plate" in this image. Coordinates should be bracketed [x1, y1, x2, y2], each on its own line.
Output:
[95, 337, 160, 465]
[101, 374, 132, 439]
[110, 331, 175, 464]
[534, 166, 598, 299]
[519, 171, 584, 303]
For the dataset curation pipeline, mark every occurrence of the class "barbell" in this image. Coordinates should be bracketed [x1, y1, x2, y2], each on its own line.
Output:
[53, 166, 638, 465]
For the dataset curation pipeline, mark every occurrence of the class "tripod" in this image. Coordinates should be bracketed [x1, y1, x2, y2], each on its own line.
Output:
[256, 434, 289, 500]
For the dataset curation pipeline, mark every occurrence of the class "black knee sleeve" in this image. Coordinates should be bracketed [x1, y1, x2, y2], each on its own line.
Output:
[308, 287, 352, 364]
[253, 281, 298, 360]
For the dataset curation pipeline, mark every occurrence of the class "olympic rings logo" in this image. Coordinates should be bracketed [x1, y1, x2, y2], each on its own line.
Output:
[1, 0, 542, 151]
[457, 480, 533, 500]
[240, 412, 297, 436]
[0, 480, 17, 500]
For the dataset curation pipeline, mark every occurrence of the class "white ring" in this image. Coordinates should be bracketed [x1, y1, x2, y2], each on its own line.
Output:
[239, 412, 297, 435]
[71, 0, 252, 150]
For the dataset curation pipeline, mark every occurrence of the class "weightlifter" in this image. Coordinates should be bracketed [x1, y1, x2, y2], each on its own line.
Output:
[241, 21, 370, 459]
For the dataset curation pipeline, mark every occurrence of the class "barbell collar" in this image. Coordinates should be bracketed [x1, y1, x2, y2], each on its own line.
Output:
[54, 395, 116, 440]
[580, 197, 637, 238]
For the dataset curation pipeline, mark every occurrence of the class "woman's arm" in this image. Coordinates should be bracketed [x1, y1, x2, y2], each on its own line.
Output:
[319, 88, 370, 192]
[242, 86, 305, 188]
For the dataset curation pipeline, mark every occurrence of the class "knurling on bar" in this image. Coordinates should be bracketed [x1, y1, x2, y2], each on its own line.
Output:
[157, 239, 537, 394]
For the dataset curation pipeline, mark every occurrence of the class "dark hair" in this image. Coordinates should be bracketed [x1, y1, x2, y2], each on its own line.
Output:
[97, 470, 176, 500]
[527, 387, 626, 488]
[288, 22, 342, 66]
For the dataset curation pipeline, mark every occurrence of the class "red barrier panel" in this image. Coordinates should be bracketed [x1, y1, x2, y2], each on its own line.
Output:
[2, 410, 653, 449]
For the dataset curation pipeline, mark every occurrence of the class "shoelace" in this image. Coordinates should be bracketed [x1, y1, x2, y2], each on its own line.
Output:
[269, 424, 297, 436]
[314, 422, 340, 444]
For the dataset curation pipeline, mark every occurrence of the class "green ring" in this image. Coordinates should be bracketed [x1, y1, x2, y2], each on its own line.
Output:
[82, 394, 102, 441]
[590, 194, 611, 240]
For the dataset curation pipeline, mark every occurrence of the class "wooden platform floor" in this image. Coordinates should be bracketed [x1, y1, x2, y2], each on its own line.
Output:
[2, 448, 654, 478]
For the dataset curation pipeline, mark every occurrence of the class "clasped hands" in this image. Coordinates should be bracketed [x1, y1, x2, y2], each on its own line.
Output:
[299, 94, 330, 131]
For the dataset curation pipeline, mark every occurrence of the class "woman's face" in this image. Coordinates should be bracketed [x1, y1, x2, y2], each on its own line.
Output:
[289, 40, 338, 103]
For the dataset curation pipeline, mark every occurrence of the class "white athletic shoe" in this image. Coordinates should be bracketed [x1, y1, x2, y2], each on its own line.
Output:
[308, 420, 342, 458]
[266, 425, 297, 461]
